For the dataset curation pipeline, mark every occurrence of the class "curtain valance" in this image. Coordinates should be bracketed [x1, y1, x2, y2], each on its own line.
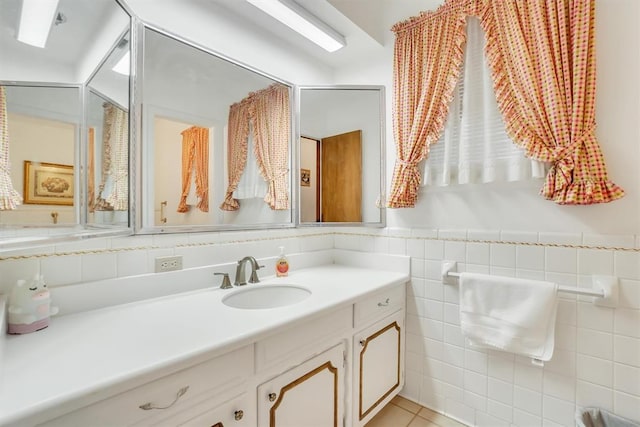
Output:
[388, 0, 624, 207]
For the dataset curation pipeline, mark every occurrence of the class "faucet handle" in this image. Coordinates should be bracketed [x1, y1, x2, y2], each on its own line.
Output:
[214, 272, 232, 289]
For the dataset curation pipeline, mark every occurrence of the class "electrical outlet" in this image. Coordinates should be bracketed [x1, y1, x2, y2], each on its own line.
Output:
[154, 255, 183, 273]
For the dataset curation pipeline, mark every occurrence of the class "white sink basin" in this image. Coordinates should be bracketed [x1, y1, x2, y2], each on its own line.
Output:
[222, 284, 311, 309]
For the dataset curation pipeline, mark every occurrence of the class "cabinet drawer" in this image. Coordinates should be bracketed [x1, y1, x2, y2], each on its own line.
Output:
[41, 346, 253, 427]
[353, 284, 405, 328]
[256, 305, 351, 373]
[173, 392, 254, 427]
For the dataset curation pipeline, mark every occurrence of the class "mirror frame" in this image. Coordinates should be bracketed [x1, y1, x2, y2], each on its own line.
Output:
[132, 21, 297, 235]
[0, 0, 135, 253]
[296, 85, 386, 228]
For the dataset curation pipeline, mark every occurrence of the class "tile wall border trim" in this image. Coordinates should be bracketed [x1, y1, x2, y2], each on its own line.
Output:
[1, 230, 638, 262]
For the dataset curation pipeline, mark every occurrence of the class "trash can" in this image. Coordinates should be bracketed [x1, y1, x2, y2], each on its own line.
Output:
[576, 408, 639, 427]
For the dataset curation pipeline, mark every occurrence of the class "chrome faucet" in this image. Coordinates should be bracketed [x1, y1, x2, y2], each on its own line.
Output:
[234, 256, 263, 286]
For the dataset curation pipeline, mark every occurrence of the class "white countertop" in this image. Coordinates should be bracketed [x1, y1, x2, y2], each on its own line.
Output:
[0, 258, 409, 426]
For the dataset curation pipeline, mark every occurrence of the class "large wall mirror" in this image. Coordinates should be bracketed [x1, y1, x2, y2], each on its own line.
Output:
[136, 25, 293, 233]
[0, 0, 131, 251]
[298, 86, 385, 226]
[0, 84, 80, 225]
[85, 31, 131, 228]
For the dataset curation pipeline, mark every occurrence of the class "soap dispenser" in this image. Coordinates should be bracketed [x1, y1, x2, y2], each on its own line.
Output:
[275, 246, 289, 277]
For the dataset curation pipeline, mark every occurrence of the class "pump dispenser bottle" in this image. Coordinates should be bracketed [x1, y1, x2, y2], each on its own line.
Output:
[276, 246, 289, 277]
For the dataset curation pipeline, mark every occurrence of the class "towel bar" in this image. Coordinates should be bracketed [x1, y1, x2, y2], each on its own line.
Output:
[441, 261, 619, 306]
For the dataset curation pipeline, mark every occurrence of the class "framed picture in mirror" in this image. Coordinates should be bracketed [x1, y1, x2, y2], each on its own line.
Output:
[301, 168, 311, 187]
[23, 161, 74, 206]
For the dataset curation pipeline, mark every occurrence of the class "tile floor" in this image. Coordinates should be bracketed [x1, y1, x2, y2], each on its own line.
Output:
[365, 396, 467, 427]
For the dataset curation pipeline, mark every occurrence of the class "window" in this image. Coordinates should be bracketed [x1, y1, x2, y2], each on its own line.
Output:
[421, 17, 547, 187]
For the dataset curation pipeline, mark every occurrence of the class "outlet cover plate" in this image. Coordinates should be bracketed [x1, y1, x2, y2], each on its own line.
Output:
[154, 255, 183, 273]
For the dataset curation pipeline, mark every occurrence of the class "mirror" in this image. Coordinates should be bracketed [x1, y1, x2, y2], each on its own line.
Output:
[86, 31, 130, 228]
[137, 26, 293, 232]
[0, 0, 131, 250]
[0, 84, 80, 225]
[298, 86, 385, 226]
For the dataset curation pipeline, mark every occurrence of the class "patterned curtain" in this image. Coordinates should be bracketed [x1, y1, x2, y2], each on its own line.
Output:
[249, 84, 290, 210]
[389, 0, 623, 206]
[479, 0, 623, 204]
[88, 128, 95, 213]
[95, 103, 129, 211]
[387, 1, 469, 208]
[0, 86, 22, 210]
[177, 126, 209, 212]
[220, 99, 250, 211]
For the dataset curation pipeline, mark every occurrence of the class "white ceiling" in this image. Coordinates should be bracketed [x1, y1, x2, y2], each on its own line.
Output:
[210, 0, 446, 70]
[1, 0, 446, 82]
[0, 0, 114, 69]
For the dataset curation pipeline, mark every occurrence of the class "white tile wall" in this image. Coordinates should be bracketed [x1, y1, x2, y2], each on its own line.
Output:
[1, 227, 639, 426]
[334, 228, 640, 426]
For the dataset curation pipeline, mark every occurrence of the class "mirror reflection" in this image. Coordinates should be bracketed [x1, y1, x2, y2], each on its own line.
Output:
[0, 0, 131, 248]
[140, 27, 292, 231]
[86, 32, 130, 228]
[299, 87, 385, 225]
[86, 90, 129, 226]
[0, 85, 80, 226]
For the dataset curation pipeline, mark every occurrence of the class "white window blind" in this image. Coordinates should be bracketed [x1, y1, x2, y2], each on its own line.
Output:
[234, 124, 268, 200]
[422, 17, 547, 187]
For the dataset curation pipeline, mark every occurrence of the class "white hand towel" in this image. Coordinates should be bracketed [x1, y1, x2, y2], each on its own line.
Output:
[459, 273, 559, 361]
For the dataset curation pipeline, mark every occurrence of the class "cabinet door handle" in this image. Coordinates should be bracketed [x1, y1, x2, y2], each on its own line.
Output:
[139, 385, 189, 410]
[377, 298, 390, 307]
[234, 409, 244, 421]
[359, 339, 366, 347]
[268, 392, 277, 402]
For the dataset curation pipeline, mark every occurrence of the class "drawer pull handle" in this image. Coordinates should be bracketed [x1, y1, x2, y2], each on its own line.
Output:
[234, 410, 244, 421]
[212, 423, 224, 427]
[377, 298, 390, 307]
[268, 392, 277, 402]
[139, 385, 189, 410]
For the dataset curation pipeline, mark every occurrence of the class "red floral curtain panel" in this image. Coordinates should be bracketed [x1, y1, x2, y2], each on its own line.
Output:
[249, 84, 290, 210]
[88, 128, 95, 213]
[221, 84, 290, 211]
[95, 103, 129, 211]
[388, 2, 469, 208]
[177, 126, 209, 213]
[220, 100, 250, 211]
[0, 86, 21, 210]
[389, 0, 623, 207]
[479, 0, 623, 204]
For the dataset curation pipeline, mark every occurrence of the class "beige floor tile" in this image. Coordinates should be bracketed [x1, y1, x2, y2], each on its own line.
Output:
[392, 395, 422, 414]
[408, 415, 440, 427]
[365, 403, 415, 427]
[417, 407, 467, 427]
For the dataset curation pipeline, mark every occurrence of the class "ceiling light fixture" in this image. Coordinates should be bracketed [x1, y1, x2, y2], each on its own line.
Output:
[246, 0, 345, 53]
[112, 51, 130, 76]
[16, 0, 60, 48]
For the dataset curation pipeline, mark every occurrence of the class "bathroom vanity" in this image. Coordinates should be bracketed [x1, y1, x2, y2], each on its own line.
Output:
[0, 251, 409, 427]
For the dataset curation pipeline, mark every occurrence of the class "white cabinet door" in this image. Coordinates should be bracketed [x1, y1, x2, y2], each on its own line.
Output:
[257, 343, 345, 427]
[353, 310, 404, 426]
